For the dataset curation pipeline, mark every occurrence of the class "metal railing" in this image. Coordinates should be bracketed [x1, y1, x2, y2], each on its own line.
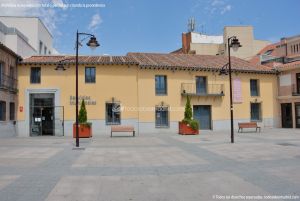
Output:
[0, 73, 18, 93]
[181, 83, 224, 96]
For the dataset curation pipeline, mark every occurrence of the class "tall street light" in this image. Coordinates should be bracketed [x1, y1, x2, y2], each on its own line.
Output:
[219, 36, 241, 143]
[75, 31, 100, 147]
[55, 31, 99, 148]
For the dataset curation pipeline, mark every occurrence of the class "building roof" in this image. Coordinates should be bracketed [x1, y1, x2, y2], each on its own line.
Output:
[20, 55, 138, 65]
[20, 53, 276, 74]
[127, 52, 276, 74]
[0, 42, 22, 60]
[276, 60, 300, 71]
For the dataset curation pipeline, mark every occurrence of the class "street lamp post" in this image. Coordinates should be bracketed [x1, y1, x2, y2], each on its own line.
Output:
[74, 30, 100, 147]
[55, 31, 99, 148]
[220, 36, 241, 143]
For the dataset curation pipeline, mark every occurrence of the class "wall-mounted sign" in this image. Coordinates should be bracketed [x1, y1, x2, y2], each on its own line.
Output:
[69, 96, 96, 105]
[233, 78, 243, 103]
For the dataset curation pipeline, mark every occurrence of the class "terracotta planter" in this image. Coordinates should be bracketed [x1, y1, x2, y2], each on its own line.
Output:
[73, 124, 92, 138]
[178, 122, 199, 135]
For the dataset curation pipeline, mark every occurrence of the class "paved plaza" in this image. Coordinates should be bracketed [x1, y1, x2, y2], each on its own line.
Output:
[0, 129, 299, 201]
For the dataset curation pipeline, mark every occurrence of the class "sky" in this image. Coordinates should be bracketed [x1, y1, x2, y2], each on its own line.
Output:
[0, 0, 299, 56]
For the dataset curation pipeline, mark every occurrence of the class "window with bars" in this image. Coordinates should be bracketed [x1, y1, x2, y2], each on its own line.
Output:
[106, 102, 121, 125]
[251, 103, 261, 121]
[9, 102, 15, 121]
[0, 101, 6, 121]
[155, 106, 169, 127]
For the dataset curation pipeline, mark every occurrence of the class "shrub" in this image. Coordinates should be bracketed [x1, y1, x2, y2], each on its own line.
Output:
[184, 96, 192, 121]
[78, 100, 87, 124]
[181, 118, 190, 124]
[189, 120, 199, 130]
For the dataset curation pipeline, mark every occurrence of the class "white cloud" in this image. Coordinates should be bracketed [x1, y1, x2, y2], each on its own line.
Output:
[211, 0, 224, 6]
[221, 5, 231, 14]
[88, 13, 102, 32]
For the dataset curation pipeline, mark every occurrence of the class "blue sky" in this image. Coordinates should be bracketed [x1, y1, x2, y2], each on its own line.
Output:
[1, 0, 300, 55]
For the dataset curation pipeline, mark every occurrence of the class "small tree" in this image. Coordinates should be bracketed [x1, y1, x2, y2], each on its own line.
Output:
[78, 100, 87, 124]
[184, 96, 192, 121]
[182, 96, 199, 130]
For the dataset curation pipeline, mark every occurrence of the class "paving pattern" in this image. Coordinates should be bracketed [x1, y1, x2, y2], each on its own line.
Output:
[0, 129, 299, 201]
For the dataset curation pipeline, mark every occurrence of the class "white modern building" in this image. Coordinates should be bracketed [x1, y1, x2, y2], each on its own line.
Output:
[0, 16, 54, 58]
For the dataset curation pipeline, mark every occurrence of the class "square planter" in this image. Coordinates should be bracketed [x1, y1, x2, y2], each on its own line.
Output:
[73, 124, 92, 138]
[178, 122, 199, 135]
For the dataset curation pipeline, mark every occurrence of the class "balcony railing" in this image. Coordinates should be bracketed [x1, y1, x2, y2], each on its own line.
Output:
[0, 73, 18, 93]
[292, 84, 300, 96]
[181, 83, 224, 97]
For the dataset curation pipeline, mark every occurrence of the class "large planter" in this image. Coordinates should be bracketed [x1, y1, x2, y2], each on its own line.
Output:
[73, 123, 92, 138]
[178, 122, 199, 135]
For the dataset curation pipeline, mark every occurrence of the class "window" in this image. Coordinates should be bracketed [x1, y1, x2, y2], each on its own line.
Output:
[251, 103, 261, 121]
[106, 102, 121, 125]
[30, 67, 41, 84]
[264, 50, 273, 55]
[250, 79, 259, 96]
[48, 51, 51, 55]
[0, 63, 3, 86]
[0, 101, 6, 121]
[9, 102, 15, 121]
[44, 46, 47, 55]
[155, 75, 167, 95]
[85, 67, 96, 83]
[39, 41, 43, 55]
[155, 106, 169, 127]
[196, 76, 207, 94]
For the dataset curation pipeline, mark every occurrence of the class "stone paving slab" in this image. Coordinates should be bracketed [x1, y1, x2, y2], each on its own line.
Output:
[0, 129, 299, 201]
[72, 147, 208, 168]
[45, 171, 268, 201]
[200, 142, 300, 162]
[0, 176, 19, 190]
[0, 147, 64, 167]
[90, 136, 167, 147]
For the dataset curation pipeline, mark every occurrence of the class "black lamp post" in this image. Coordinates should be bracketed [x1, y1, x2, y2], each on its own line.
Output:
[219, 36, 241, 143]
[55, 31, 99, 148]
[74, 31, 100, 147]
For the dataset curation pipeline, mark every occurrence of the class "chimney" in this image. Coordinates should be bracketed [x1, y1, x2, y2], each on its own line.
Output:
[182, 32, 191, 54]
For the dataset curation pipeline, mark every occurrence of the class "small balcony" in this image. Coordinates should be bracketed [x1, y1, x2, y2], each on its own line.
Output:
[292, 84, 300, 96]
[181, 83, 224, 97]
[0, 73, 18, 93]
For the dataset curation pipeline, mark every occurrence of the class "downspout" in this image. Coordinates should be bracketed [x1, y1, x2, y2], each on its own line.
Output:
[136, 64, 140, 135]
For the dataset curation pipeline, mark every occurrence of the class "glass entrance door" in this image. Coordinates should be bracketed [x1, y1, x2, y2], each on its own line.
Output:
[30, 93, 55, 136]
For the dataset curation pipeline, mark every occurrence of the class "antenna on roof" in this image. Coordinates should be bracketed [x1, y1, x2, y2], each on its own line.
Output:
[188, 17, 196, 32]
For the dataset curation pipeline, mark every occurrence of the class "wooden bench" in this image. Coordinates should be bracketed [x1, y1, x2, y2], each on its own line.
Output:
[111, 125, 135, 137]
[238, 122, 261, 133]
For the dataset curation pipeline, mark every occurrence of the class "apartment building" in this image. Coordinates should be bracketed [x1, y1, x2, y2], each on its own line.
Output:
[251, 34, 300, 129]
[16, 53, 278, 137]
[0, 43, 21, 136]
[0, 16, 54, 58]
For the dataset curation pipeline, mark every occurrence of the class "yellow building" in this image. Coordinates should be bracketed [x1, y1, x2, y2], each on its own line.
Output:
[17, 53, 278, 136]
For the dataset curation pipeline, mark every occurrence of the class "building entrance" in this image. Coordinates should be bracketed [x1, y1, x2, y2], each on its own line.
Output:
[29, 93, 64, 136]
